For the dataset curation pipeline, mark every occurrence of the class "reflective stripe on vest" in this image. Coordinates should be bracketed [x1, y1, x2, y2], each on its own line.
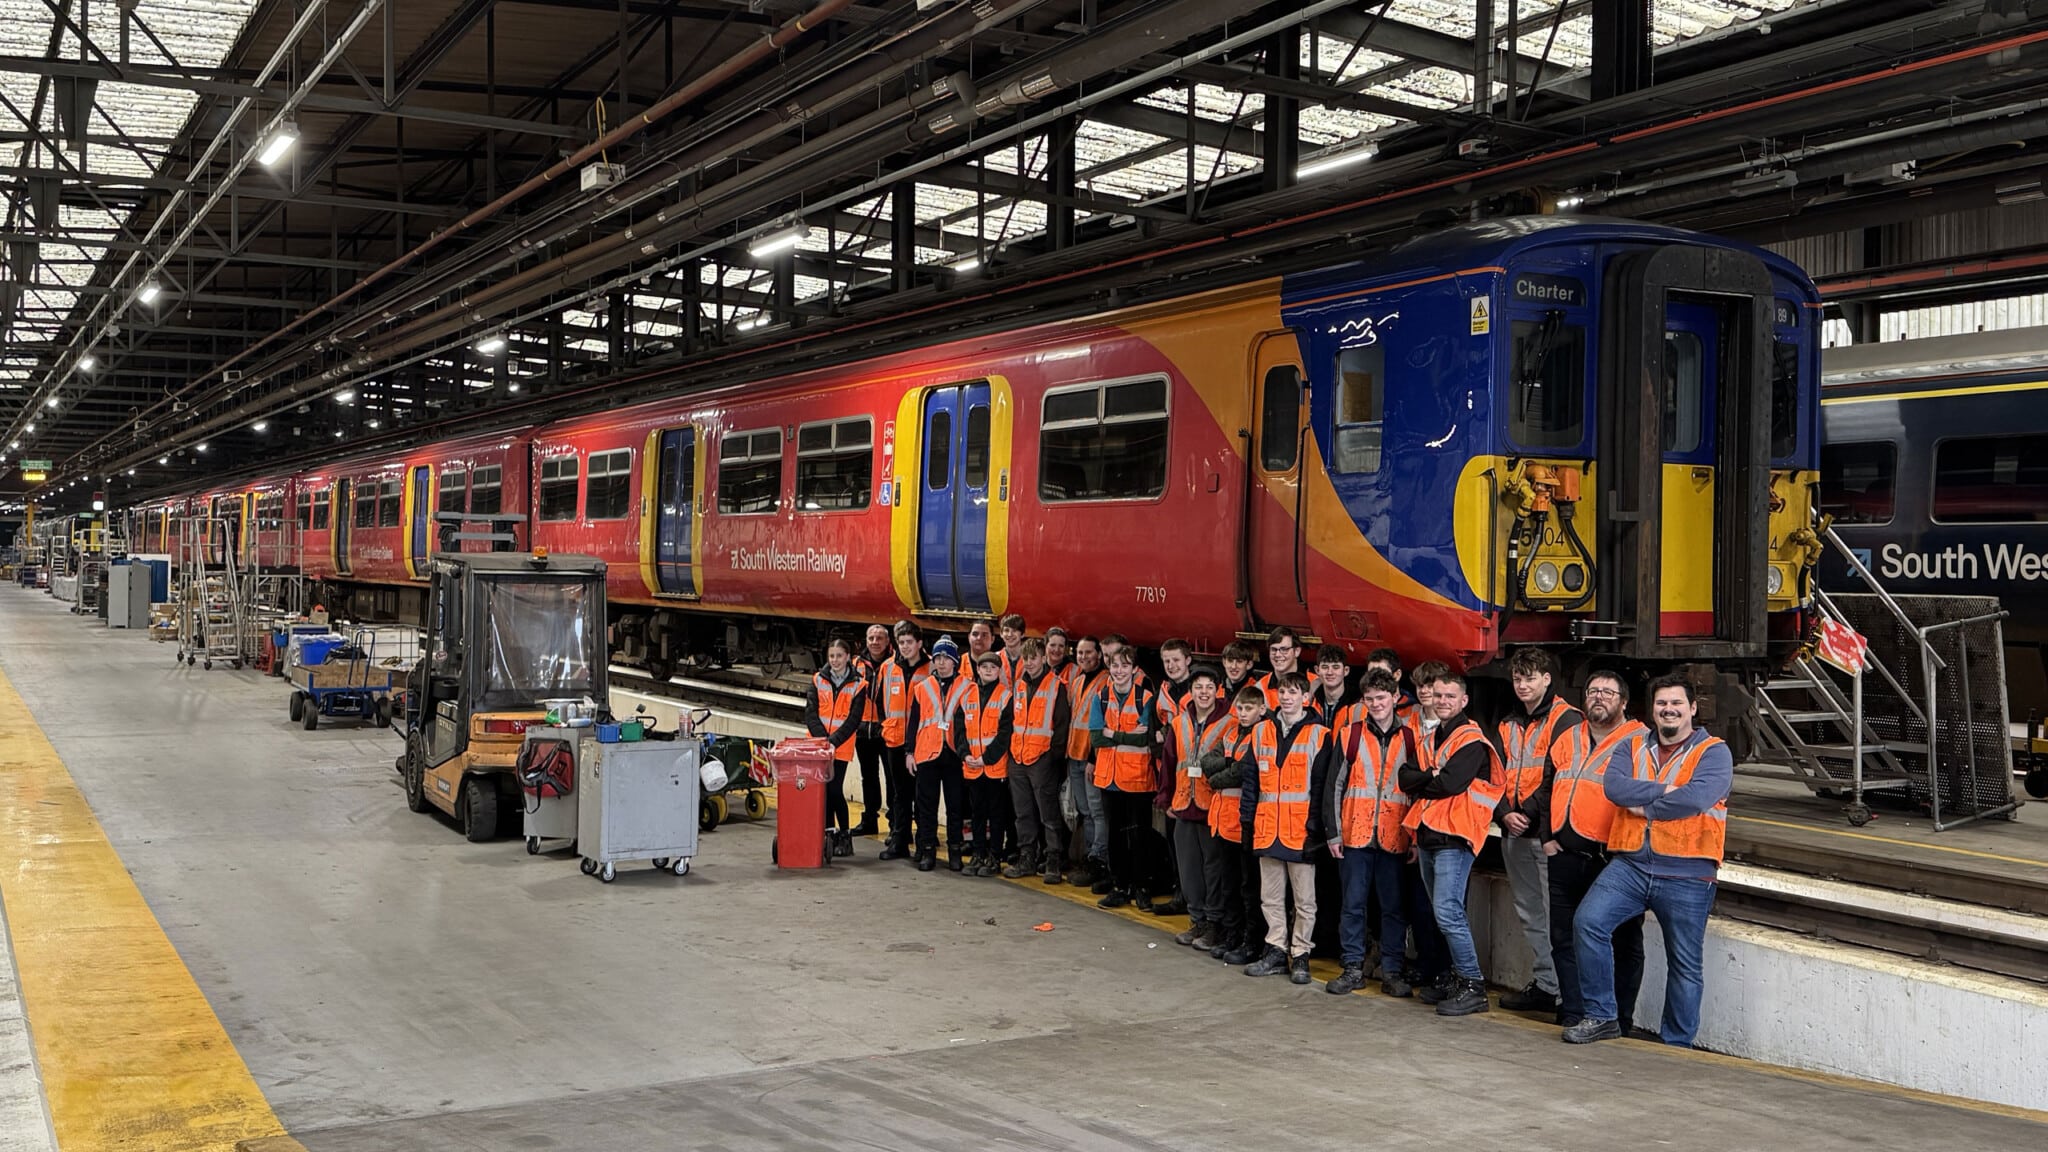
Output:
[1206, 725, 1250, 843]
[1400, 720, 1505, 855]
[1066, 668, 1109, 761]
[1010, 669, 1061, 765]
[1092, 683, 1156, 792]
[1549, 720, 1649, 845]
[1498, 700, 1581, 808]
[961, 682, 1012, 781]
[882, 659, 931, 747]
[1340, 723, 1412, 852]
[857, 654, 886, 723]
[811, 671, 866, 761]
[1170, 707, 1232, 813]
[1605, 733, 1729, 863]
[1250, 718, 1327, 851]
[912, 675, 967, 764]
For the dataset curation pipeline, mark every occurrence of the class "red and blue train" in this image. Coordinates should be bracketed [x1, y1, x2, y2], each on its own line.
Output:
[134, 216, 1827, 695]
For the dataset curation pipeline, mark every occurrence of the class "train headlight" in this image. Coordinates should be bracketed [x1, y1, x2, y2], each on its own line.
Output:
[1767, 565, 1785, 596]
[1562, 563, 1585, 593]
[1533, 561, 1560, 595]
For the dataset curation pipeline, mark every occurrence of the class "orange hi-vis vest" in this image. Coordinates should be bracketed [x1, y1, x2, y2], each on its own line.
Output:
[1092, 681, 1156, 792]
[1208, 722, 1251, 843]
[912, 675, 968, 764]
[881, 657, 932, 748]
[811, 670, 867, 761]
[1010, 668, 1062, 765]
[1401, 719, 1505, 855]
[960, 681, 1012, 781]
[1339, 721, 1413, 852]
[1250, 716, 1327, 851]
[1066, 667, 1109, 761]
[857, 652, 887, 723]
[1250, 671, 1288, 710]
[1169, 706, 1233, 814]
[1606, 733, 1730, 863]
[1549, 720, 1649, 845]
[1498, 699, 1581, 810]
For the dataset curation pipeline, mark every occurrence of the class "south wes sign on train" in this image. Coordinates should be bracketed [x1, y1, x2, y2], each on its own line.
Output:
[1875, 541, 2048, 582]
[727, 544, 849, 578]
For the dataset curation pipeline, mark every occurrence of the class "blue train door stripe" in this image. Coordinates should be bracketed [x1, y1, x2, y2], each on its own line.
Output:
[917, 384, 993, 613]
[656, 427, 696, 595]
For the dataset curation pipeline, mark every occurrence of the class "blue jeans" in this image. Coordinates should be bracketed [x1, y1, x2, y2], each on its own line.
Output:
[1338, 846, 1409, 973]
[1417, 846, 1482, 980]
[1575, 858, 1717, 1046]
[1067, 758, 1108, 860]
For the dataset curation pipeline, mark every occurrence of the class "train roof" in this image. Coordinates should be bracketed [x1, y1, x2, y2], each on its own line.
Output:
[1823, 326, 2048, 386]
[1282, 215, 1816, 306]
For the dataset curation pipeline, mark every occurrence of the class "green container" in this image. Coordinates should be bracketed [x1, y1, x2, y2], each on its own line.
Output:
[620, 720, 646, 742]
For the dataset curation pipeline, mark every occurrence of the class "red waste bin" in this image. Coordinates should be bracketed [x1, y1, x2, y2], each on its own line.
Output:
[769, 737, 837, 870]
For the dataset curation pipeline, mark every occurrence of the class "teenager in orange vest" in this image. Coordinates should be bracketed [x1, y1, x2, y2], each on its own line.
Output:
[1003, 638, 1071, 882]
[1494, 648, 1583, 1014]
[1308, 644, 1359, 728]
[1166, 665, 1231, 948]
[1236, 672, 1329, 984]
[952, 651, 1014, 877]
[1364, 651, 1451, 990]
[1089, 646, 1158, 909]
[801, 636, 869, 856]
[1540, 669, 1648, 1032]
[1398, 669, 1504, 1017]
[908, 635, 969, 872]
[1201, 686, 1268, 964]
[1218, 640, 1258, 708]
[1064, 636, 1112, 888]
[996, 613, 1027, 683]
[877, 621, 931, 862]
[852, 623, 893, 838]
[1152, 637, 1198, 916]
[1321, 671, 1416, 997]
[1566, 674, 1732, 1048]
[967, 617, 998, 669]
[1365, 647, 1423, 733]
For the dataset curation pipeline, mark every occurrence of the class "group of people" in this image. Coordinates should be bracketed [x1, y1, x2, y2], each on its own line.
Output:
[801, 618, 1734, 1047]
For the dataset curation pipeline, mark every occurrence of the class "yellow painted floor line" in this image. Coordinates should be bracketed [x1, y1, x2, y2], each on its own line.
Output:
[0, 662, 290, 1152]
[1731, 815, 2048, 869]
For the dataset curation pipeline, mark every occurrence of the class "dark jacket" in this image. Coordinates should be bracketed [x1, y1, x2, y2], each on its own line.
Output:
[854, 648, 892, 739]
[1236, 711, 1334, 862]
[1397, 711, 1494, 853]
[802, 665, 866, 754]
[950, 680, 1014, 766]
[1307, 684, 1358, 727]
[1494, 691, 1582, 834]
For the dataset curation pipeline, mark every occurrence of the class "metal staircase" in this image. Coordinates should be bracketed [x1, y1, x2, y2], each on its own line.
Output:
[175, 517, 246, 670]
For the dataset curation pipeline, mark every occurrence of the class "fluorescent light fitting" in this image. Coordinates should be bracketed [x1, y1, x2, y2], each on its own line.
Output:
[196, 443, 208, 453]
[23, 423, 32, 433]
[335, 389, 356, 403]
[747, 224, 810, 258]
[476, 335, 507, 354]
[333, 430, 345, 438]
[7, 441, 15, 449]
[1556, 194, 1584, 211]
[78, 354, 96, 371]
[508, 383, 521, 393]
[366, 419, 381, 429]
[736, 315, 767, 332]
[126, 469, 134, 476]
[139, 281, 162, 305]
[253, 421, 269, 432]
[951, 256, 982, 273]
[1296, 143, 1379, 180]
[258, 121, 299, 167]
[45, 395, 58, 408]
[159, 457, 169, 465]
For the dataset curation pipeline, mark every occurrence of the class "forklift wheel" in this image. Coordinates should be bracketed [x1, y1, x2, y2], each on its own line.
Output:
[289, 692, 305, 722]
[580, 858, 597, 876]
[302, 707, 318, 731]
[461, 776, 499, 843]
[374, 698, 392, 728]
[743, 790, 768, 820]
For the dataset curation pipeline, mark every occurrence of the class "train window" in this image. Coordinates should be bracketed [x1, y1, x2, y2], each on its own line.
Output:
[312, 489, 330, 532]
[1040, 376, 1170, 502]
[717, 428, 783, 514]
[1258, 366, 1300, 471]
[378, 480, 402, 528]
[354, 486, 377, 529]
[296, 491, 312, 532]
[437, 470, 468, 515]
[1663, 331, 1704, 453]
[1770, 342, 1800, 460]
[797, 417, 872, 511]
[539, 456, 580, 521]
[585, 449, 633, 520]
[1818, 441, 1896, 526]
[965, 406, 991, 488]
[926, 411, 952, 490]
[1508, 316, 1586, 451]
[1333, 345, 1384, 474]
[1932, 434, 2048, 524]
[470, 466, 502, 516]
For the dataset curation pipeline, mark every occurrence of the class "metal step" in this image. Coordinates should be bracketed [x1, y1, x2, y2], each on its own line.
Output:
[1774, 710, 1844, 725]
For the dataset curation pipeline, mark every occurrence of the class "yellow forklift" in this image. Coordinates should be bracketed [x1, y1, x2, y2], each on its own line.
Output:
[399, 551, 609, 841]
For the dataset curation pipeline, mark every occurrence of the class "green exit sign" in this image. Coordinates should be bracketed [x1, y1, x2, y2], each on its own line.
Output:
[19, 459, 51, 471]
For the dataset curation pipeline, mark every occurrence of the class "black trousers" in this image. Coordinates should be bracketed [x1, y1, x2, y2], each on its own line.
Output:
[1550, 849, 1645, 1029]
[855, 731, 887, 826]
[1101, 787, 1155, 895]
[1203, 828, 1245, 936]
[884, 744, 917, 848]
[914, 752, 967, 855]
[827, 758, 851, 831]
[1236, 838, 1268, 946]
[1008, 756, 1065, 868]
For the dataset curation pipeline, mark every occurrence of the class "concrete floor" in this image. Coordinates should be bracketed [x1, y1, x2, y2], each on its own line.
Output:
[1, 590, 2044, 1150]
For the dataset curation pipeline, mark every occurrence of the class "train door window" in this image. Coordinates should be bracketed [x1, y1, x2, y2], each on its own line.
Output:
[797, 417, 872, 511]
[925, 411, 952, 490]
[311, 489, 330, 531]
[964, 405, 990, 489]
[1333, 345, 1385, 474]
[717, 428, 783, 514]
[1770, 341, 1800, 460]
[1258, 366, 1300, 471]
[1040, 377, 1170, 502]
[470, 466, 502, 516]
[378, 480, 402, 528]
[1932, 434, 2048, 523]
[539, 456, 579, 521]
[1818, 441, 1896, 525]
[1508, 314, 1587, 451]
[585, 449, 633, 520]
[354, 486, 377, 529]
[1663, 331, 1704, 454]
[437, 470, 468, 516]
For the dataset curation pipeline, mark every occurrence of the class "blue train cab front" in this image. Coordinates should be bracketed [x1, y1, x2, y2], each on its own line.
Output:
[1282, 215, 1822, 671]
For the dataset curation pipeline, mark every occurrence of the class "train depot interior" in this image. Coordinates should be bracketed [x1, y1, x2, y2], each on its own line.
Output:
[5, 2, 2048, 1150]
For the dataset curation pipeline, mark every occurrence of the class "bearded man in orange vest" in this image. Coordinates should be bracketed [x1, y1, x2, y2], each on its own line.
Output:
[1565, 673, 1733, 1048]
[1397, 669, 1502, 1017]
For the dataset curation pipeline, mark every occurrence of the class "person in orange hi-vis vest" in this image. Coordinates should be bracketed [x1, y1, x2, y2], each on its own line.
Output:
[1362, 650, 1454, 992]
[1565, 673, 1732, 1049]
[1088, 646, 1158, 910]
[1308, 644, 1360, 728]
[1538, 669, 1648, 1034]
[851, 623, 894, 839]
[1320, 670, 1418, 999]
[1364, 647, 1423, 730]
[1235, 671, 1331, 986]
[1397, 669, 1504, 1018]
[1166, 665, 1232, 950]
[1063, 636, 1112, 887]
[951, 651, 1014, 878]
[876, 621, 932, 863]
[908, 635, 970, 873]
[996, 613, 1028, 683]
[1003, 638, 1072, 882]
[1492, 648, 1583, 1016]
[1218, 640, 1259, 708]
[1201, 685, 1269, 965]
[1246, 625, 1304, 709]
[801, 636, 869, 856]
[1150, 638, 1198, 916]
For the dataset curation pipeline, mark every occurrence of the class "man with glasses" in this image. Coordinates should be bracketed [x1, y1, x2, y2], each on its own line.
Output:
[1252, 626, 1304, 709]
